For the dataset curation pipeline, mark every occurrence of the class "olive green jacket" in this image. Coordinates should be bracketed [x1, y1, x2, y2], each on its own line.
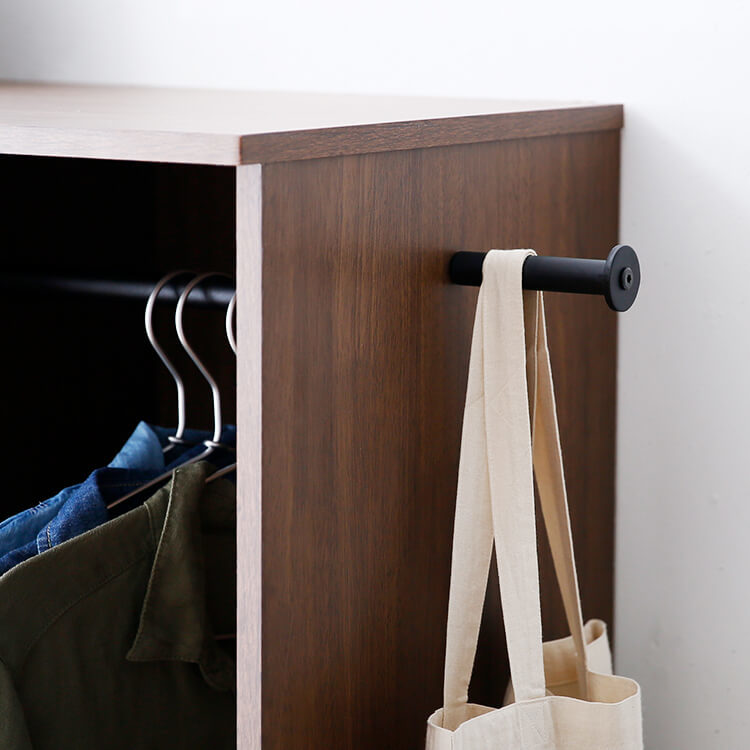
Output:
[0, 462, 236, 749]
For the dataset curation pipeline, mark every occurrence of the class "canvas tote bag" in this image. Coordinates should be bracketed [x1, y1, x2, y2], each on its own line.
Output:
[426, 250, 642, 750]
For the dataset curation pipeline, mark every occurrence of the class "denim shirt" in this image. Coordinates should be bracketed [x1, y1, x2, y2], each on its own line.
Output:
[0, 422, 236, 576]
[0, 421, 177, 558]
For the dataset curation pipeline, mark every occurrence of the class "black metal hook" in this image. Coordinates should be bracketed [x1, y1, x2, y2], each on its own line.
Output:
[449, 245, 640, 312]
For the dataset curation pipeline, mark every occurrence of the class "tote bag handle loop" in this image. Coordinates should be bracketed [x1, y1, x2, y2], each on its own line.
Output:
[442, 250, 588, 727]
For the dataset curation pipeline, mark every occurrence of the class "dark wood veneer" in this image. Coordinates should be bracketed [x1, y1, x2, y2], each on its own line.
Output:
[254, 130, 619, 749]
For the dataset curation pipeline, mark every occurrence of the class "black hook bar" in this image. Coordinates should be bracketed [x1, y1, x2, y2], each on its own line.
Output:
[0, 273, 235, 309]
[449, 245, 640, 312]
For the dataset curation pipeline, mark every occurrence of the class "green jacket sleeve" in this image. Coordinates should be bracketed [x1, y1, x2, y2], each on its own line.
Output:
[0, 657, 33, 749]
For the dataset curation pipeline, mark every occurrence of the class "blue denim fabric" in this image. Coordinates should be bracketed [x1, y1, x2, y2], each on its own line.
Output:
[0, 422, 236, 576]
[0, 421, 166, 559]
[0, 485, 80, 555]
[108, 422, 236, 471]
[0, 467, 165, 574]
[107, 421, 175, 472]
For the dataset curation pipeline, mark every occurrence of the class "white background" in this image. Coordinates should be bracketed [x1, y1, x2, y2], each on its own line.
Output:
[2, 1, 749, 746]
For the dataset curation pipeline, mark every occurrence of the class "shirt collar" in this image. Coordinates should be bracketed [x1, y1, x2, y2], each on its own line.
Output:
[108, 421, 171, 473]
[126, 462, 236, 692]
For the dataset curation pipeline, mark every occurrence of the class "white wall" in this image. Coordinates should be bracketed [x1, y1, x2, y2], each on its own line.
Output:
[2, 2, 748, 746]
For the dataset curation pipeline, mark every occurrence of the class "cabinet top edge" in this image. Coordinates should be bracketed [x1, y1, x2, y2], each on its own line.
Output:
[0, 82, 623, 165]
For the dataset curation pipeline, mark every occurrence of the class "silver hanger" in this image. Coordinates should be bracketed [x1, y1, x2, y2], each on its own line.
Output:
[175, 272, 231, 451]
[145, 270, 196, 454]
[108, 272, 233, 510]
[225, 292, 237, 355]
[206, 291, 237, 484]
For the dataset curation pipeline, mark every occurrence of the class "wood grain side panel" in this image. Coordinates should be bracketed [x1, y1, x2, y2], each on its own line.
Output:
[260, 132, 620, 748]
[236, 164, 263, 750]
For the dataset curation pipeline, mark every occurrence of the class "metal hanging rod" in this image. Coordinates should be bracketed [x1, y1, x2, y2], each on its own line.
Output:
[0, 273, 235, 309]
[449, 245, 640, 312]
[0, 246, 639, 312]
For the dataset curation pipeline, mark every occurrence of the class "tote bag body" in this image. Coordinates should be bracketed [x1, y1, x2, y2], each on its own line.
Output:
[425, 250, 642, 750]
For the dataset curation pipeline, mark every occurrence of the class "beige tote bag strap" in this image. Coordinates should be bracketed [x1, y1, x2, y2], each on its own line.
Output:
[482, 251, 549, 703]
[441, 277, 497, 724]
[443, 249, 546, 722]
[530, 292, 589, 697]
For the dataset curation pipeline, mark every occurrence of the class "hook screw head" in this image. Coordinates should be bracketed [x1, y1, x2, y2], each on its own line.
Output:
[620, 267, 634, 290]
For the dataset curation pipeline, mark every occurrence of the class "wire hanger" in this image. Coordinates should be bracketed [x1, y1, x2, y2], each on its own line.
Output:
[107, 271, 234, 510]
[145, 270, 196, 454]
[225, 293, 237, 355]
[174, 272, 232, 452]
[206, 292, 237, 484]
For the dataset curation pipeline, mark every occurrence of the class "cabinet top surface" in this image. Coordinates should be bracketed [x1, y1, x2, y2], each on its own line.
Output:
[0, 82, 622, 166]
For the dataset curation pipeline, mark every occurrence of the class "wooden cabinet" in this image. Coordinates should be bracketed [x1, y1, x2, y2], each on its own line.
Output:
[0, 85, 622, 749]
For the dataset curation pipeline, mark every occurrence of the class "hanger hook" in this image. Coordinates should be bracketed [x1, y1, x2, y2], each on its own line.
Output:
[145, 270, 196, 448]
[225, 292, 237, 355]
[175, 272, 234, 446]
